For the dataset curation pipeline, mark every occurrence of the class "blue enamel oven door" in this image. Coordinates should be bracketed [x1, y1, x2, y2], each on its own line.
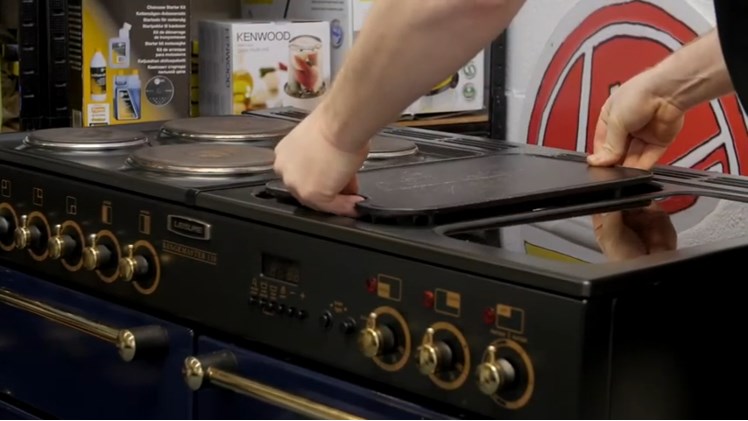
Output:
[187, 337, 452, 420]
[0, 266, 194, 419]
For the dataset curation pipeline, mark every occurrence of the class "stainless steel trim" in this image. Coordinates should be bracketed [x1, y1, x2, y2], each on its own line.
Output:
[367, 146, 420, 160]
[126, 156, 273, 176]
[22, 136, 149, 151]
[0, 288, 143, 362]
[160, 128, 286, 142]
[183, 356, 364, 420]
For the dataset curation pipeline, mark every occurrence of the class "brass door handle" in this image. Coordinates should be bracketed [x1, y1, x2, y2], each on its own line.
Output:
[0, 288, 169, 362]
[183, 351, 365, 420]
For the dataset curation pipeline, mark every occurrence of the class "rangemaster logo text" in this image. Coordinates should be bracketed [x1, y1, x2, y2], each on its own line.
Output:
[236, 31, 291, 42]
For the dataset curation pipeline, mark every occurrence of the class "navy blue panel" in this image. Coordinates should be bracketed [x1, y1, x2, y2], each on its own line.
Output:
[0, 267, 194, 419]
[194, 337, 450, 420]
[0, 399, 39, 420]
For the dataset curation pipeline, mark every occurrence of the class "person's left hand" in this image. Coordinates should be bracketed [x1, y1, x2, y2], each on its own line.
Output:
[592, 202, 677, 261]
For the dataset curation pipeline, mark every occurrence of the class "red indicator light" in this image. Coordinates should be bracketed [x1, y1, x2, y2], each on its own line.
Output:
[423, 291, 435, 308]
[366, 277, 378, 294]
[482, 307, 496, 326]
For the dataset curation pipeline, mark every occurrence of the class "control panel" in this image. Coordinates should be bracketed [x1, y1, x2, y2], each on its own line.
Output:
[0, 165, 591, 419]
[0, 167, 170, 302]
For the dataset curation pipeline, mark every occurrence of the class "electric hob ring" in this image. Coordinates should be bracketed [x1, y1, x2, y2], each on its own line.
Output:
[159, 115, 297, 142]
[23, 127, 150, 151]
[126, 144, 276, 176]
[368, 136, 419, 159]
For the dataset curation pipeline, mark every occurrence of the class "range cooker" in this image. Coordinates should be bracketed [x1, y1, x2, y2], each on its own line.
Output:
[0, 107, 746, 419]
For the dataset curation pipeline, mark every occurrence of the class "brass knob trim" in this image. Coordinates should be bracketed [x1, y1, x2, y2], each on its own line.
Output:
[82, 234, 100, 270]
[476, 345, 516, 396]
[415, 327, 453, 376]
[357, 312, 394, 358]
[48, 224, 75, 260]
[116, 329, 137, 362]
[14, 215, 33, 250]
[118, 244, 149, 282]
[82, 233, 115, 272]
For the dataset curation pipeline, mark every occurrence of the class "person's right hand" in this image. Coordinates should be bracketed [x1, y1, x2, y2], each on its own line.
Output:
[273, 112, 368, 217]
[587, 70, 686, 170]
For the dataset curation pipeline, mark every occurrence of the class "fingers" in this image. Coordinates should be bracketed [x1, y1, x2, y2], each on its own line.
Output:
[305, 194, 365, 218]
[291, 187, 364, 218]
[630, 143, 667, 171]
[285, 180, 365, 218]
[587, 116, 629, 167]
[591, 108, 610, 157]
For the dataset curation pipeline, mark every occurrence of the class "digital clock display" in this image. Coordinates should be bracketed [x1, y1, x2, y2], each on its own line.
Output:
[261, 253, 300, 284]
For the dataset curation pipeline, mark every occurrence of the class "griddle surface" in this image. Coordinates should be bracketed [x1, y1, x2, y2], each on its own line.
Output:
[267, 154, 653, 218]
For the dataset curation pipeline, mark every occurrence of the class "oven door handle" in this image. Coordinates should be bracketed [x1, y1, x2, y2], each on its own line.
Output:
[183, 351, 365, 420]
[0, 288, 169, 362]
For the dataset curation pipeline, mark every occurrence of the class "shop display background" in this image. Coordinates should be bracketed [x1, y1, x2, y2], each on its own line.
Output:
[504, 0, 748, 176]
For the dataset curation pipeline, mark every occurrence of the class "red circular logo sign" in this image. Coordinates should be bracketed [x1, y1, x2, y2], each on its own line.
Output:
[526, 1, 748, 213]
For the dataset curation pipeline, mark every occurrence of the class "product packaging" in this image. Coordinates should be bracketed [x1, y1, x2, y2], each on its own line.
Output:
[240, 0, 485, 116]
[198, 19, 331, 115]
[67, 0, 191, 126]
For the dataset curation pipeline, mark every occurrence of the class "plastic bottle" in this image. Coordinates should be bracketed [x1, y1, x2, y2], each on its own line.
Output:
[109, 23, 132, 69]
[90, 49, 107, 102]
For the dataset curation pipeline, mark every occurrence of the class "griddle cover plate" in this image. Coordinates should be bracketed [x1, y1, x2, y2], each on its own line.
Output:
[267, 154, 653, 218]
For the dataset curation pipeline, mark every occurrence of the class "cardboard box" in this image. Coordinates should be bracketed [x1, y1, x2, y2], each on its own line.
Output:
[240, 0, 367, 84]
[198, 20, 331, 116]
[66, 0, 191, 127]
[239, 0, 485, 115]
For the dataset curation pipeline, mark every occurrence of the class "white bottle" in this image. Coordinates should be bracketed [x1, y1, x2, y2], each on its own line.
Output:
[109, 22, 132, 69]
[90, 49, 107, 102]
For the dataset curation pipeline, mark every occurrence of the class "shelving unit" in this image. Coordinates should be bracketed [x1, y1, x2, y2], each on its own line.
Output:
[0, 0, 505, 136]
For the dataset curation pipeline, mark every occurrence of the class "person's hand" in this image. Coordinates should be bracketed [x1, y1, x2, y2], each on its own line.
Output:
[587, 71, 686, 170]
[592, 202, 677, 261]
[273, 114, 368, 217]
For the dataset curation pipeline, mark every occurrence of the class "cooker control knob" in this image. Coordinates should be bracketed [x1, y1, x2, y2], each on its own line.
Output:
[14, 215, 40, 250]
[475, 345, 516, 396]
[119, 244, 149, 282]
[82, 234, 112, 270]
[357, 312, 395, 358]
[415, 328, 453, 376]
[48, 224, 75, 260]
[0, 216, 11, 236]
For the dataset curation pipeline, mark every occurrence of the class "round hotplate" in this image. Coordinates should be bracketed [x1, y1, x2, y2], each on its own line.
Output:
[23, 127, 149, 151]
[368, 136, 418, 159]
[127, 144, 275, 176]
[159, 115, 297, 142]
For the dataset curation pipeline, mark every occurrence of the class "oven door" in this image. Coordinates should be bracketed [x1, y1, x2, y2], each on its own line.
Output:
[0, 266, 194, 419]
[186, 337, 451, 420]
